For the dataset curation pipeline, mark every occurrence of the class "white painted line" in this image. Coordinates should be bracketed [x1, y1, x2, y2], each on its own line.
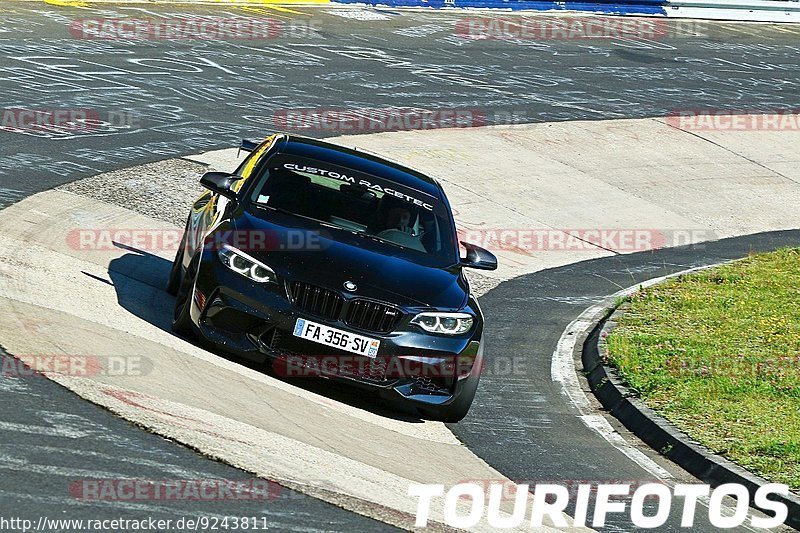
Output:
[579, 414, 673, 480]
[550, 263, 731, 478]
[551, 261, 766, 531]
[551, 299, 674, 480]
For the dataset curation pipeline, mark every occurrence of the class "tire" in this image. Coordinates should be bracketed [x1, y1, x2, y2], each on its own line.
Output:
[172, 253, 199, 337]
[420, 373, 480, 423]
[166, 249, 183, 296]
[166, 219, 190, 296]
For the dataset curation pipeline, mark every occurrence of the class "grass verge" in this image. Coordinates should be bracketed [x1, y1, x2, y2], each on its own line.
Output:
[607, 248, 800, 490]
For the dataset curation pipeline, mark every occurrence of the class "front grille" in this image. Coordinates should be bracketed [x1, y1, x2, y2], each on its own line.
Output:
[290, 282, 343, 321]
[410, 375, 451, 395]
[330, 356, 389, 383]
[344, 299, 402, 333]
[260, 327, 283, 351]
[359, 357, 389, 382]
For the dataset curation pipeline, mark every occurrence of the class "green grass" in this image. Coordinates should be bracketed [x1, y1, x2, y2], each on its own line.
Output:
[607, 248, 800, 490]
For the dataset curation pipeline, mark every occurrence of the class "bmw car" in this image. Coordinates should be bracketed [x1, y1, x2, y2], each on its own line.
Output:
[167, 134, 497, 422]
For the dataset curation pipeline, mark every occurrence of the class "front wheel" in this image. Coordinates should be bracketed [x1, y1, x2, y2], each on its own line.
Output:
[172, 253, 199, 337]
[166, 250, 183, 296]
[166, 219, 190, 296]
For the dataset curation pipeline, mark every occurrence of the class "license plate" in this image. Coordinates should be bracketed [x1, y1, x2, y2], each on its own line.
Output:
[292, 318, 380, 358]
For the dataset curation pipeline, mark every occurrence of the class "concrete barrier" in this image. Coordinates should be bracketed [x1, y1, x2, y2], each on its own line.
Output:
[336, 0, 668, 16]
[29, 0, 800, 22]
[334, 0, 800, 22]
[664, 0, 800, 21]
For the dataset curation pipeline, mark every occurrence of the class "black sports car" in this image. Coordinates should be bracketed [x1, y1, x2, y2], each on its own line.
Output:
[167, 134, 497, 422]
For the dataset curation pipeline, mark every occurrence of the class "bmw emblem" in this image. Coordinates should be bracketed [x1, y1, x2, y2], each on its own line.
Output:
[343, 281, 357, 292]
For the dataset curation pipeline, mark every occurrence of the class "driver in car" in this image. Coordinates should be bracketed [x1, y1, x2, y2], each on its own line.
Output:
[385, 206, 415, 234]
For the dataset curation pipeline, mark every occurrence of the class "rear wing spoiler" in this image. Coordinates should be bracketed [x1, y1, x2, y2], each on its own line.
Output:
[239, 133, 291, 157]
[239, 139, 259, 154]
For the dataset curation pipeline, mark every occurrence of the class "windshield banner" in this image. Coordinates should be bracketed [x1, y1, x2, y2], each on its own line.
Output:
[270, 154, 439, 212]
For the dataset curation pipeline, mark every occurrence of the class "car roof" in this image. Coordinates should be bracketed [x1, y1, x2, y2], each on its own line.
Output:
[274, 134, 443, 199]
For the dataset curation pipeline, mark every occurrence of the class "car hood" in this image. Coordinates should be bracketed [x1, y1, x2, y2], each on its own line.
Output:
[231, 210, 468, 309]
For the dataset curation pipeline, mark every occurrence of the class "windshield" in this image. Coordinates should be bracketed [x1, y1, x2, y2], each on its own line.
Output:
[247, 155, 457, 263]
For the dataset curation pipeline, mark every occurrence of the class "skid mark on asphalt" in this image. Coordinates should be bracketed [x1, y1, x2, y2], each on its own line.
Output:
[3, 2, 800, 198]
[551, 268, 769, 531]
[0, 192, 461, 445]
[0, 351, 395, 530]
[0, 190, 586, 530]
[551, 291, 677, 478]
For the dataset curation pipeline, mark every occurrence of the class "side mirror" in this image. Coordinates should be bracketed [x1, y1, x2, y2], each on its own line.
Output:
[460, 241, 498, 271]
[199, 172, 238, 200]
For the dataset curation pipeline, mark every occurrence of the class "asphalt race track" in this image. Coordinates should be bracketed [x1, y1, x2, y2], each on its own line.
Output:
[456, 230, 800, 531]
[2, 2, 800, 206]
[1, 2, 800, 531]
[0, 350, 391, 530]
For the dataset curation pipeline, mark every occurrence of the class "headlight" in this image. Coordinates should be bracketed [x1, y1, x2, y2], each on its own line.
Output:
[411, 312, 474, 335]
[217, 244, 276, 284]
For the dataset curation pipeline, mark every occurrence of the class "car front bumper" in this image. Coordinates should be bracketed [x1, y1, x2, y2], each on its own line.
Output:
[189, 253, 484, 407]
